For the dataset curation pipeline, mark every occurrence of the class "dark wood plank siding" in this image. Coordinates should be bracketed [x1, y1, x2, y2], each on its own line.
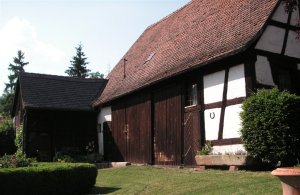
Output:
[183, 109, 200, 166]
[111, 101, 126, 161]
[110, 92, 151, 164]
[153, 84, 182, 165]
[26, 110, 98, 161]
[137, 97, 152, 164]
[126, 94, 151, 163]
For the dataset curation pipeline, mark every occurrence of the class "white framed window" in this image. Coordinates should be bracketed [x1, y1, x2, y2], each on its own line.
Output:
[185, 83, 198, 107]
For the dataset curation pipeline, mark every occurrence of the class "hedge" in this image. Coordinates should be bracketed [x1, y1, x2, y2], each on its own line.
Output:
[0, 163, 97, 195]
[240, 88, 300, 166]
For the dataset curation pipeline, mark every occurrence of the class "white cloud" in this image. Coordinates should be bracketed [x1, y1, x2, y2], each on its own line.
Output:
[0, 17, 65, 63]
[0, 17, 36, 57]
[0, 17, 67, 94]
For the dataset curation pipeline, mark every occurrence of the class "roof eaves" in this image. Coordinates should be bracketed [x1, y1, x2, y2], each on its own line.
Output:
[24, 105, 96, 113]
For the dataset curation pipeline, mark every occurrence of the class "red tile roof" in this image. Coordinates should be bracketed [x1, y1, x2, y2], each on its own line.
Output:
[95, 0, 278, 105]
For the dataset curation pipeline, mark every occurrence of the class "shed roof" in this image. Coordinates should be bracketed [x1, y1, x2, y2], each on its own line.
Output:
[17, 72, 107, 112]
[94, 0, 278, 105]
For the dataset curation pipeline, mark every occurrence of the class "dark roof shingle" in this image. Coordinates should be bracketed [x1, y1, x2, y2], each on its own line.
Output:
[95, 0, 278, 105]
[18, 72, 107, 111]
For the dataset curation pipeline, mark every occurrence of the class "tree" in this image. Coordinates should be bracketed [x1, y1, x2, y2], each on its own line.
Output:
[5, 50, 29, 94]
[0, 50, 28, 117]
[0, 93, 15, 117]
[240, 88, 300, 167]
[89, 71, 104, 79]
[65, 43, 90, 78]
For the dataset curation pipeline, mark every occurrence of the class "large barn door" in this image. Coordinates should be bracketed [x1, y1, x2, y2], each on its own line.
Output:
[183, 109, 200, 166]
[111, 93, 151, 164]
[126, 94, 151, 164]
[153, 85, 182, 165]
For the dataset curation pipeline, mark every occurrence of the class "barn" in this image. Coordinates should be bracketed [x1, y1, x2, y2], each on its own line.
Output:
[94, 0, 300, 166]
[12, 72, 107, 161]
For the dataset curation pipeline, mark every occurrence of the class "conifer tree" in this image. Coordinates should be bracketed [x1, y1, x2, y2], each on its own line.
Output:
[5, 50, 28, 93]
[65, 43, 90, 78]
[0, 50, 28, 117]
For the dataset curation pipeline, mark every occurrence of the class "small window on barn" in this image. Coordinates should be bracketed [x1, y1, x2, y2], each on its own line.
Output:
[185, 84, 198, 107]
[144, 52, 155, 64]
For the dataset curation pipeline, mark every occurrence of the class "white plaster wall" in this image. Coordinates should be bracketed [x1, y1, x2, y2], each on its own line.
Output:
[290, 6, 299, 26]
[271, 3, 288, 24]
[226, 64, 246, 100]
[255, 25, 285, 53]
[97, 106, 112, 155]
[203, 70, 225, 104]
[255, 55, 275, 86]
[223, 104, 242, 139]
[212, 144, 246, 155]
[98, 106, 112, 124]
[285, 30, 300, 58]
[204, 108, 221, 140]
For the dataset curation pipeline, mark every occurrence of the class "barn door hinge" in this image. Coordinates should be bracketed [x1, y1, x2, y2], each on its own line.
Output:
[123, 124, 129, 139]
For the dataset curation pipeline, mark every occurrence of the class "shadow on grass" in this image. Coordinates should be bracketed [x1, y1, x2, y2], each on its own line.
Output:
[88, 186, 121, 194]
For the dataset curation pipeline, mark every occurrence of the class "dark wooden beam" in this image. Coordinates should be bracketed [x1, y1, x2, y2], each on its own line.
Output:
[244, 53, 257, 97]
[203, 97, 245, 110]
[218, 68, 229, 140]
[269, 19, 300, 31]
[199, 76, 205, 147]
[254, 49, 300, 63]
[180, 84, 185, 166]
[281, 12, 292, 55]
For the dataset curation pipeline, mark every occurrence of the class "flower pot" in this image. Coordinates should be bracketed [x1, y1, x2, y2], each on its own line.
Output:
[195, 155, 253, 166]
[271, 167, 300, 195]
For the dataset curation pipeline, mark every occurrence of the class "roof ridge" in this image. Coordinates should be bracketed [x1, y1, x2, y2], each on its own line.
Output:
[20, 72, 107, 83]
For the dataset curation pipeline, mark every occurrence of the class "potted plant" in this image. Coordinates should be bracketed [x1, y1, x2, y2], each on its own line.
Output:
[271, 166, 300, 195]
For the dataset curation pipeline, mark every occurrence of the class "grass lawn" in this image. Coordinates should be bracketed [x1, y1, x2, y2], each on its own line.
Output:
[90, 166, 281, 195]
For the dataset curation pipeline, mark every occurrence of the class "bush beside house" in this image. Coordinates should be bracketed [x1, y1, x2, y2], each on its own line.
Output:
[240, 88, 300, 167]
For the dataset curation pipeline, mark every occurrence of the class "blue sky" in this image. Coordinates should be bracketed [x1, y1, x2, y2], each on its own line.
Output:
[0, 0, 190, 95]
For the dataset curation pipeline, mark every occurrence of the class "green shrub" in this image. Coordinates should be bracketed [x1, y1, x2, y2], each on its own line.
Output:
[53, 147, 87, 162]
[0, 120, 13, 136]
[197, 142, 212, 155]
[0, 153, 35, 168]
[15, 124, 23, 154]
[0, 163, 97, 195]
[240, 88, 300, 166]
